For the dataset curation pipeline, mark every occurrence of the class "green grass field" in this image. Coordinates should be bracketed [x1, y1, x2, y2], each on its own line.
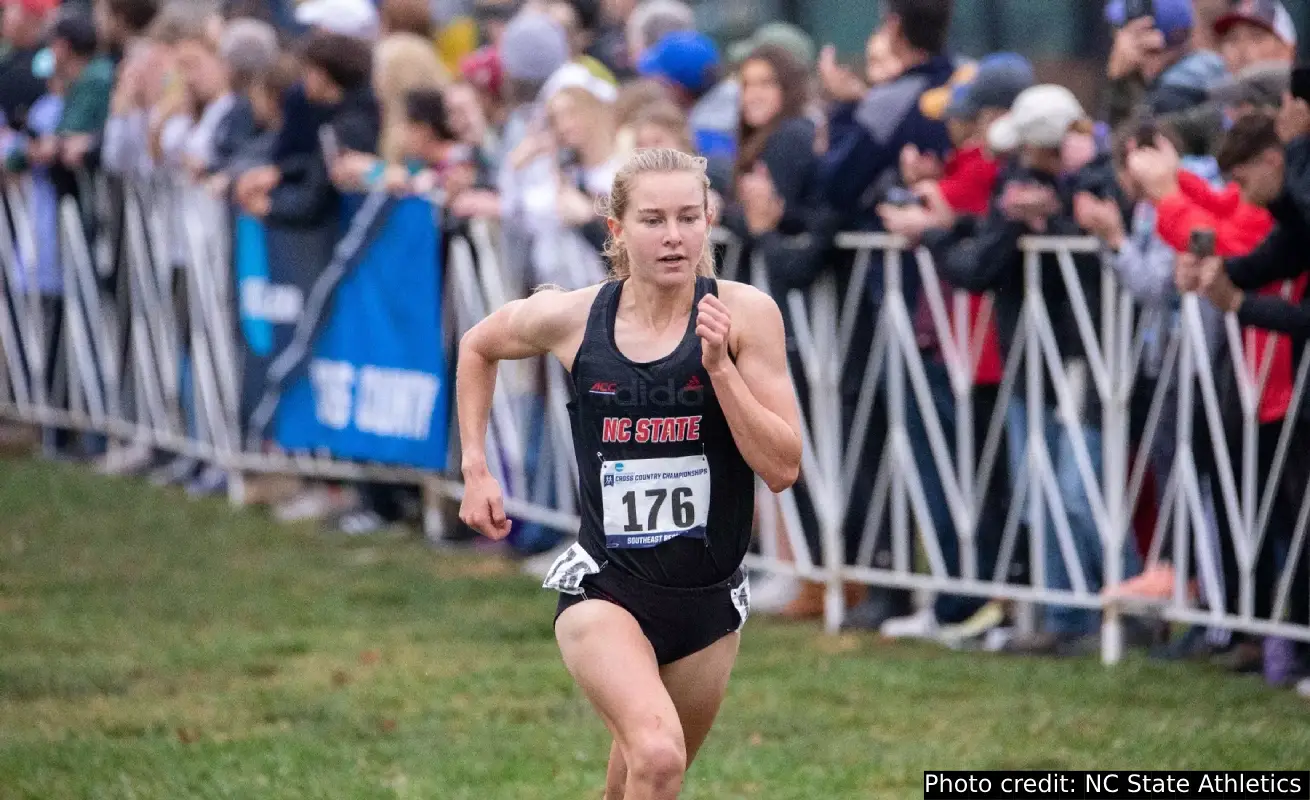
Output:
[2, 457, 1309, 799]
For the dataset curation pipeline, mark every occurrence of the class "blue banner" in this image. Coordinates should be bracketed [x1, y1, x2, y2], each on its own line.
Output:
[271, 197, 449, 470]
[233, 212, 336, 431]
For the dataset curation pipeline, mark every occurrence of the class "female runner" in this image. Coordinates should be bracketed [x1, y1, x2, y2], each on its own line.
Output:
[456, 147, 801, 799]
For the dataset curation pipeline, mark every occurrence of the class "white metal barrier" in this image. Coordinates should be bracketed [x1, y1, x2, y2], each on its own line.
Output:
[761, 230, 1310, 662]
[2, 174, 1309, 664]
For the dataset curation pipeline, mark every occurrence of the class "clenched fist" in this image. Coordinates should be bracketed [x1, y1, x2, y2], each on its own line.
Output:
[696, 293, 732, 375]
[459, 466, 512, 540]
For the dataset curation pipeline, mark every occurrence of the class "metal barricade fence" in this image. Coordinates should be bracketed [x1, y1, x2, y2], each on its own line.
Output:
[2, 173, 1308, 664]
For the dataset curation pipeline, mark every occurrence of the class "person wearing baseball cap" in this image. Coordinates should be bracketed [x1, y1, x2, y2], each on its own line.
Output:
[294, 0, 381, 41]
[987, 84, 1092, 155]
[945, 52, 1035, 124]
[1214, 0, 1297, 76]
[637, 30, 720, 100]
[932, 81, 1145, 654]
[1103, 0, 1226, 124]
[921, 52, 1036, 212]
[638, 30, 740, 161]
[727, 22, 816, 68]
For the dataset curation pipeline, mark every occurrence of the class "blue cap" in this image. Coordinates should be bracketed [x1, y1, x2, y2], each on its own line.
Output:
[1105, 0, 1194, 46]
[637, 31, 720, 96]
[945, 52, 1035, 119]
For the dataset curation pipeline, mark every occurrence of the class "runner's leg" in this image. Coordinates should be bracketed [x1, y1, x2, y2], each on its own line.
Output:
[556, 601, 686, 800]
[600, 628, 741, 798]
[658, 632, 740, 765]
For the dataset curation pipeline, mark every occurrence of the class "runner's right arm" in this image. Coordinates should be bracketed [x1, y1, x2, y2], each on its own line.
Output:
[456, 288, 588, 539]
[456, 288, 589, 477]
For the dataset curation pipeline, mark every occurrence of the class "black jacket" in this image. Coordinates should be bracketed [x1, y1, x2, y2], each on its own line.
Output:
[1213, 137, 1310, 428]
[211, 96, 259, 175]
[1226, 137, 1310, 345]
[925, 154, 1116, 424]
[721, 116, 818, 241]
[267, 86, 380, 227]
[0, 44, 48, 132]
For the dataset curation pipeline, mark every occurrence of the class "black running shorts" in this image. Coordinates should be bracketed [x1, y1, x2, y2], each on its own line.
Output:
[550, 552, 750, 666]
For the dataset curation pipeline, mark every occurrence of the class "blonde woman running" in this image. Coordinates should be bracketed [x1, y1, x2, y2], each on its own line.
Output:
[457, 148, 801, 799]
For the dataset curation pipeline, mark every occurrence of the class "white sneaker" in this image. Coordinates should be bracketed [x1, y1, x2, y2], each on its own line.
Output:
[879, 608, 940, 640]
[983, 626, 1015, 652]
[95, 443, 152, 476]
[185, 465, 228, 497]
[148, 456, 199, 487]
[748, 573, 801, 614]
[274, 485, 357, 523]
[1296, 677, 1310, 699]
[334, 508, 386, 536]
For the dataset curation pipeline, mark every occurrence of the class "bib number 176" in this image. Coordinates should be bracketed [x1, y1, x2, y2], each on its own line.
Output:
[601, 455, 710, 549]
[621, 487, 695, 532]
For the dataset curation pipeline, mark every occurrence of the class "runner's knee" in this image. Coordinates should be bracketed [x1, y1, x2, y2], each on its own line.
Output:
[624, 727, 686, 792]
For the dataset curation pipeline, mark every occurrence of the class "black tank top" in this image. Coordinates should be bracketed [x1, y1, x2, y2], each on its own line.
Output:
[568, 276, 755, 588]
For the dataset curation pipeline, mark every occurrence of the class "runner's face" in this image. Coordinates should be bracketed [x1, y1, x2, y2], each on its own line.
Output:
[619, 171, 708, 285]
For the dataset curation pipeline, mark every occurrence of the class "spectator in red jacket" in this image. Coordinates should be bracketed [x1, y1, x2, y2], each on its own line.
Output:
[1132, 111, 1310, 670]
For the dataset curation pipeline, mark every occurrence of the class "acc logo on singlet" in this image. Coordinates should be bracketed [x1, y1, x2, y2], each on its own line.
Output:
[588, 375, 705, 407]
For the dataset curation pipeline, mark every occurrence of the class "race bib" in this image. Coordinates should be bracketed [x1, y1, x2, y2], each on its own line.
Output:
[601, 454, 711, 549]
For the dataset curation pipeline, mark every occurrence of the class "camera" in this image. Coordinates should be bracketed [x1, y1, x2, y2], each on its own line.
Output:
[1135, 120, 1160, 148]
[557, 147, 580, 172]
[1189, 228, 1216, 258]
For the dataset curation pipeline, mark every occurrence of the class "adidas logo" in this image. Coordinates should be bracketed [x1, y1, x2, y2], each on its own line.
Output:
[684, 375, 702, 390]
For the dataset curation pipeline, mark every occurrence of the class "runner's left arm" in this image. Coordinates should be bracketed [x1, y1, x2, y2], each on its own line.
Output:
[699, 289, 802, 493]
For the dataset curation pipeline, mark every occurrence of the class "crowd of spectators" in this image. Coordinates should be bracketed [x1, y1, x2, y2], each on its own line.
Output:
[4, 0, 1310, 697]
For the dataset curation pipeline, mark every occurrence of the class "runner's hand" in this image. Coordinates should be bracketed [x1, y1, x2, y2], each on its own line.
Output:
[460, 469, 511, 540]
[697, 294, 732, 374]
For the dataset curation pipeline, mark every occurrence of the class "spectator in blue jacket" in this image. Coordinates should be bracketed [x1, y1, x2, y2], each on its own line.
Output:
[818, 0, 956, 221]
